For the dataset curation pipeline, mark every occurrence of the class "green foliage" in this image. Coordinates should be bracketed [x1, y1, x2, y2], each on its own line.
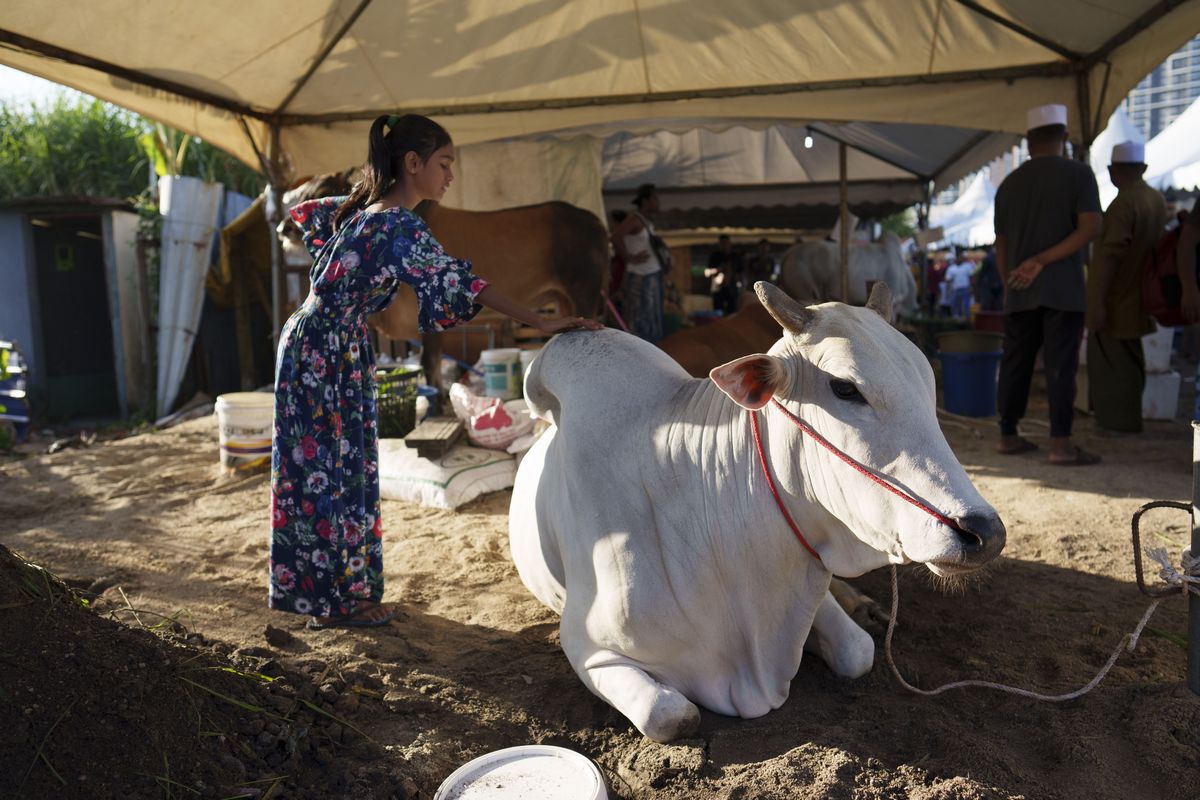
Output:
[0, 95, 263, 201]
[881, 208, 917, 240]
[0, 96, 146, 199]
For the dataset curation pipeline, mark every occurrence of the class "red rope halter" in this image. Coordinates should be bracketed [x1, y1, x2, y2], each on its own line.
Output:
[750, 398, 967, 564]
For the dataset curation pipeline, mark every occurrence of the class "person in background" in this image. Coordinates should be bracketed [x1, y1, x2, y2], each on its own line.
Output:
[607, 209, 628, 307]
[937, 262, 954, 318]
[944, 246, 975, 318]
[1175, 201, 1200, 418]
[706, 234, 743, 314]
[271, 114, 599, 630]
[993, 103, 1102, 465]
[927, 255, 948, 315]
[1086, 141, 1168, 435]
[975, 245, 1003, 312]
[610, 184, 668, 341]
[745, 238, 777, 284]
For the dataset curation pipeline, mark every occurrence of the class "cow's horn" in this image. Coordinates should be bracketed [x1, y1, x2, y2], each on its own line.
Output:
[755, 281, 812, 334]
[865, 281, 894, 323]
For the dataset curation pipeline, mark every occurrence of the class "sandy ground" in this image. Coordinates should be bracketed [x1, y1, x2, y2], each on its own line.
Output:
[2, 388, 1200, 799]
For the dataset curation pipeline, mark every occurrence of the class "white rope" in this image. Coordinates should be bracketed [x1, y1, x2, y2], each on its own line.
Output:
[883, 548, 1198, 701]
[1148, 548, 1200, 598]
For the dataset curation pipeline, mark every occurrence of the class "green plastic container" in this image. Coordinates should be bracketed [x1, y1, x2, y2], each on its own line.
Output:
[375, 367, 421, 438]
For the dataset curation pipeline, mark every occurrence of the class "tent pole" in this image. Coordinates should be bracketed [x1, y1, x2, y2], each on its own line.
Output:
[268, 184, 284, 351]
[839, 141, 849, 303]
[266, 124, 285, 351]
[1074, 71, 1094, 162]
[1192, 422, 1200, 695]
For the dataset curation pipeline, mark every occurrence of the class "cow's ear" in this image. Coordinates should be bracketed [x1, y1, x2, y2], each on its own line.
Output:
[866, 281, 894, 323]
[710, 354, 787, 410]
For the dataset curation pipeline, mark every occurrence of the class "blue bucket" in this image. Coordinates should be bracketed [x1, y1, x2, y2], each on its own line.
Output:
[938, 351, 1002, 417]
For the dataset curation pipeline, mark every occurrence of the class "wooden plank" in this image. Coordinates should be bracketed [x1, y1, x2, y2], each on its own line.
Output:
[403, 416, 465, 459]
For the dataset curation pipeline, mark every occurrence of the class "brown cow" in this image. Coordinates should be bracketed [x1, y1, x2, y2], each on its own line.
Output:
[656, 297, 780, 377]
[369, 201, 608, 393]
[369, 201, 608, 342]
[279, 176, 609, 395]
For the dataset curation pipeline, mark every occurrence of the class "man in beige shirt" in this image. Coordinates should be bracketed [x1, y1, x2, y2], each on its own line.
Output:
[1086, 141, 1169, 433]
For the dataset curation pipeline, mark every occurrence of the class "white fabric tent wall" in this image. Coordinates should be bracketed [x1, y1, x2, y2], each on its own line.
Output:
[1146, 95, 1200, 190]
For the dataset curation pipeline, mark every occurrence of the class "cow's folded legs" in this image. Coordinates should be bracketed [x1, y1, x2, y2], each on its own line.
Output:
[568, 643, 700, 743]
[805, 589, 875, 679]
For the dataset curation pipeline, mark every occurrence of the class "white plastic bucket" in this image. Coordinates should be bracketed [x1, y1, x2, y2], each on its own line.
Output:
[434, 745, 607, 800]
[481, 348, 522, 400]
[215, 392, 274, 474]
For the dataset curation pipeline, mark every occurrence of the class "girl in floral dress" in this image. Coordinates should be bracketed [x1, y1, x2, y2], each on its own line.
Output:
[270, 114, 599, 629]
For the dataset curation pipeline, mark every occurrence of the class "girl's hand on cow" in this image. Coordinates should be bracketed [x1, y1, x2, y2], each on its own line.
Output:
[537, 316, 603, 334]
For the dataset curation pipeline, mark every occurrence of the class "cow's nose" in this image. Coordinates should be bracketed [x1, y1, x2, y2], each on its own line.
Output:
[952, 511, 1006, 563]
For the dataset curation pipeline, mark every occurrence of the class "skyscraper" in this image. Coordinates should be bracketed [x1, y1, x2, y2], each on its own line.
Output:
[1122, 34, 1200, 140]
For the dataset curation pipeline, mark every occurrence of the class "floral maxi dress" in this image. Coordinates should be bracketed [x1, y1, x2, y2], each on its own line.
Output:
[269, 198, 487, 617]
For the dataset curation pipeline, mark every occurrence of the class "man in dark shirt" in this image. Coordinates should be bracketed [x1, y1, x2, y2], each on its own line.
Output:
[993, 103, 1102, 465]
[1177, 200, 1200, 421]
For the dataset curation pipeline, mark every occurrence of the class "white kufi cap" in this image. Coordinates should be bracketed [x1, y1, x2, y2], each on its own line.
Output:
[1026, 103, 1068, 131]
[1111, 140, 1145, 164]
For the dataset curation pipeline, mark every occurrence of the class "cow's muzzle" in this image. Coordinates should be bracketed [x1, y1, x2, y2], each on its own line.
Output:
[948, 511, 1006, 567]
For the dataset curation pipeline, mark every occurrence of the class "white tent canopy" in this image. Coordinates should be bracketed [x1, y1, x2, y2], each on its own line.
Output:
[3, 1, 1198, 181]
[1146, 95, 1200, 191]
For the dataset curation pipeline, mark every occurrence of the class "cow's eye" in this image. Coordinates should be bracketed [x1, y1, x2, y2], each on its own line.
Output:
[830, 379, 866, 403]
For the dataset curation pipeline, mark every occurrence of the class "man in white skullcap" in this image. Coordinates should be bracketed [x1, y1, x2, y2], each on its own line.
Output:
[1086, 140, 1168, 434]
[993, 103, 1102, 464]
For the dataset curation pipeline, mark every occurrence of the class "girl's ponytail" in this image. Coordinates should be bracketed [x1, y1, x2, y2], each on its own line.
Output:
[333, 114, 452, 231]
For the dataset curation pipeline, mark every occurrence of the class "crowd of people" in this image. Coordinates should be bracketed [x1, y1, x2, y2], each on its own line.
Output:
[926, 246, 1003, 318]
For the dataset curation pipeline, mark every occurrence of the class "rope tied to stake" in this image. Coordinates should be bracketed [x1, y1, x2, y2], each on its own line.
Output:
[1147, 547, 1200, 598]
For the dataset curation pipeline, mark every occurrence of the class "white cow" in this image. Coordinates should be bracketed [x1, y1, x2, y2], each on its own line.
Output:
[508, 281, 1004, 742]
[780, 232, 918, 316]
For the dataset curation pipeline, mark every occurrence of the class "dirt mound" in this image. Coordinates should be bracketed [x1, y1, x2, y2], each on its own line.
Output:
[0, 545, 413, 800]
